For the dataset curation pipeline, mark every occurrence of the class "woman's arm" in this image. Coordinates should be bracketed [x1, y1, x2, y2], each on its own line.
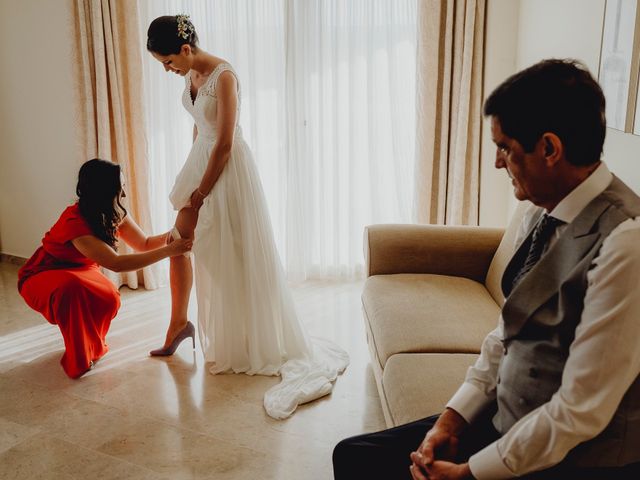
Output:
[117, 216, 169, 252]
[71, 235, 191, 273]
[190, 71, 238, 208]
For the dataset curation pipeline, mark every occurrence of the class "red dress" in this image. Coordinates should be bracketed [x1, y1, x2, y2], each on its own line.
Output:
[18, 204, 121, 378]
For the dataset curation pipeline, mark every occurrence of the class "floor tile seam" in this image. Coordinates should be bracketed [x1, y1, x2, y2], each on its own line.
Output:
[89, 413, 314, 473]
[2, 430, 161, 476]
[69, 439, 183, 476]
[0, 370, 147, 403]
[136, 412, 275, 448]
[0, 426, 42, 456]
[0, 373, 79, 397]
[128, 412, 329, 468]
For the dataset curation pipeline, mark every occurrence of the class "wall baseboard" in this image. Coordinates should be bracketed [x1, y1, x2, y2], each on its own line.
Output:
[0, 253, 27, 266]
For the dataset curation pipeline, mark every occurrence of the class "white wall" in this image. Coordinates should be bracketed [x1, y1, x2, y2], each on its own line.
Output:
[479, 0, 520, 227]
[516, 0, 605, 74]
[0, 0, 79, 258]
[481, 0, 640, 225]
[604, 128, 640, 189]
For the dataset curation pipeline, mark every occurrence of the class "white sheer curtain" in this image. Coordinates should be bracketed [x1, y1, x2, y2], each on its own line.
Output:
[139, 0, 416, 280]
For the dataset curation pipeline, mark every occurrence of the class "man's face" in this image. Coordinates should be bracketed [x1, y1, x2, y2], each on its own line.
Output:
[491, 117, 550, 206]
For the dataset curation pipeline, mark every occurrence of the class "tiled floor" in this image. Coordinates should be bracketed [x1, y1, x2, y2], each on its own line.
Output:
[0, 261, 385, 479]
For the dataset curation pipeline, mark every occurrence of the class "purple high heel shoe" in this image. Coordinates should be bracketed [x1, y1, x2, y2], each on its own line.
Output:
[149, 321, 196, 356]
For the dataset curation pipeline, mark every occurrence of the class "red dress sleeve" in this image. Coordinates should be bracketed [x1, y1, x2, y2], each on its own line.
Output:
[18, 204, 97, 291]
[55, 205, 94, 244]
[42, 204, 96, 261]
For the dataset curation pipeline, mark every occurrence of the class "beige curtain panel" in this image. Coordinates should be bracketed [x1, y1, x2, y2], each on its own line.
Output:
[414, 0, 486, 226]
[72, 0, 159, 289]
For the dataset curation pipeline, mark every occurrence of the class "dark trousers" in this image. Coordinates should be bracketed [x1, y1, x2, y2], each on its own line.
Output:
[332, 413, 640, 479]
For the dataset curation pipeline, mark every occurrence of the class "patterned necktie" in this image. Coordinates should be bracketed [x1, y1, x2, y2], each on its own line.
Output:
[511, 214, 563, 290]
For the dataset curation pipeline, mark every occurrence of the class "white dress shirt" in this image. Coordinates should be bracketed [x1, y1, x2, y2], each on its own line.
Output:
[446, 162, 640, 478]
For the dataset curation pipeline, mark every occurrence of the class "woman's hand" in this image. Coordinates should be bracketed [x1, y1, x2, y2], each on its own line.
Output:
[167, 238, 193, 256]
[189, 189, 206, 210]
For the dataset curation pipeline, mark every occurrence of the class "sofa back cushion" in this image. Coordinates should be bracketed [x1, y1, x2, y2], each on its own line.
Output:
[485, 201, 531, 305]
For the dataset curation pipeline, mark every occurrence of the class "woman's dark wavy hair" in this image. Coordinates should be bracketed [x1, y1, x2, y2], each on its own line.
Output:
[76, 159, 127, 249]
[484, 59, 606, 166]
[147, 15, 199, 56]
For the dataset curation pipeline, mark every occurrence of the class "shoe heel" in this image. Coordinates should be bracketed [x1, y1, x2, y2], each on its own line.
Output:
[149, 321, 195, 357]
[186, 321, 195, 350]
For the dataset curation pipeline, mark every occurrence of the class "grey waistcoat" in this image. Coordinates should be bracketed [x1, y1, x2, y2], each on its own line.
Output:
[495, 175, 640, 467]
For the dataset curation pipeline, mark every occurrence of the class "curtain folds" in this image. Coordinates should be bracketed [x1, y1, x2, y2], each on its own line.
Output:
[73, 0, 160, 289]
[414, 0, 486, 225]
[139, 0, 417, 279]
[72, 0, 485, 281]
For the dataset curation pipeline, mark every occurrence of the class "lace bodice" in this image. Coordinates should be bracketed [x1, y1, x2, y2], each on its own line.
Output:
[182, 62, 241, 139]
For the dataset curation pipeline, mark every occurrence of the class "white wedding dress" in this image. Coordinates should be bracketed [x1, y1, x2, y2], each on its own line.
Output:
[169, 62, 349, 419]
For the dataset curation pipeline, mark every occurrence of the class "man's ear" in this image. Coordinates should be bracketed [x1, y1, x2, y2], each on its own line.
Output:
[541, 132, 563, 166]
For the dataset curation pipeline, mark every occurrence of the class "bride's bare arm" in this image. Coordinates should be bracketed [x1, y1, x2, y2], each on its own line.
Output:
[190, 70, 238, 208]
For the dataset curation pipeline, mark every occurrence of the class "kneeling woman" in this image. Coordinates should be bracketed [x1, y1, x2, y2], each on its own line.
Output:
[18, 159, 192, 378]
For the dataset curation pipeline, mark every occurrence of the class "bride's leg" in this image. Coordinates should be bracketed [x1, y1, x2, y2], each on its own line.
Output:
[163, 207, 198, 348]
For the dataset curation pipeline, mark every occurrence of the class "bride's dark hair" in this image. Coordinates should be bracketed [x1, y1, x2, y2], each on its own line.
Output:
[76, 159, 127, 249]
[147, 15, 199, 56]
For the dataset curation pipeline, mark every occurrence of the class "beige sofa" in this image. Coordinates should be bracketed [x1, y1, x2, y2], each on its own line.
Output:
[362, 203, 528, 427]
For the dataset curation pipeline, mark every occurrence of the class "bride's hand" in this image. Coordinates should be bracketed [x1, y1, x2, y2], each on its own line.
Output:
[190, 189, 205, 210]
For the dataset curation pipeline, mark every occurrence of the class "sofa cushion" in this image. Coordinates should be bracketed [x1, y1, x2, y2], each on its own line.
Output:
[382, 353, 479, 426]
[362, 274, 500, 370]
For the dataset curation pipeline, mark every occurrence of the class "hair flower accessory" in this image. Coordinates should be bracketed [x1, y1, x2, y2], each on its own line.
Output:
[176, 14, 195, 40]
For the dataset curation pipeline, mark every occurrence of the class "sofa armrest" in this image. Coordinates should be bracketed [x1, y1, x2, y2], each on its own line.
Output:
[364, 224, 505, 282]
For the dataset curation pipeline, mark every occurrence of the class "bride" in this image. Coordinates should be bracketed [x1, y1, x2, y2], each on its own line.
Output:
[145, 14, 349, 419]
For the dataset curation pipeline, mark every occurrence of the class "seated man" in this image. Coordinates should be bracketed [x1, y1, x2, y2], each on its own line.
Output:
[333, 59, 640, 479]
